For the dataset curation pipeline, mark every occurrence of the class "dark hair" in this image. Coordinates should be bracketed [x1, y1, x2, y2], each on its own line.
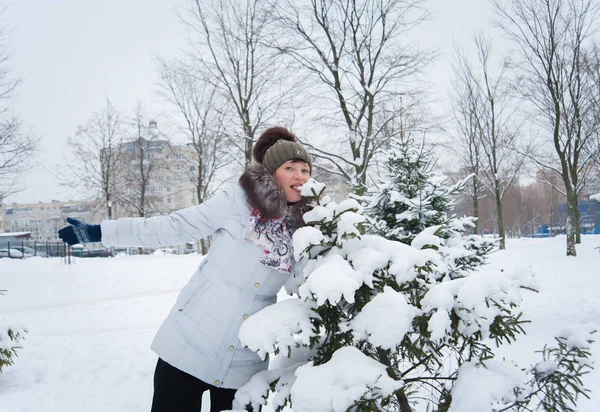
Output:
[253, 127, 297, 164]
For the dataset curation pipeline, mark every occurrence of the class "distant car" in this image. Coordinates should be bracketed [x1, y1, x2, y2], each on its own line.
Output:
[0, 248, 33, 259]
[70, 244, 85, 257]
[153, 248, 178, 255]
[13, 246, 48, 258]
[83, 249, 113, 258]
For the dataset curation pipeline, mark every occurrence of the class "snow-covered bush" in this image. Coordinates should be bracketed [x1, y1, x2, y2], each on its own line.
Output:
[0, 289, 26, 373]
[228, 153, 594, 411]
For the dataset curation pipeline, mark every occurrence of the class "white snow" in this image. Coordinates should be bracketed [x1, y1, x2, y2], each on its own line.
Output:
[290, 346, 403, 412]
[302, 206, 333, 224]
[559, 324, 597, 350]
[534, 359, 558, 375]
[238, 299, 318, 360]
[298, 254, 362, 305]
[231, 363, 300, 412]
[1, 235, 600, 411]
[344, 234, 431, 284]
[422, 267, 531, 337]
[411, 225, 443, 250]
[333, 199, 362, 215]
[292, 227, 324, 260]
[350, 286, 421, 349]
[335, 211, 366, 238]
[450, 360, 527, 412]
[299, 178, 325, 198]
[427, 310, 452, 341]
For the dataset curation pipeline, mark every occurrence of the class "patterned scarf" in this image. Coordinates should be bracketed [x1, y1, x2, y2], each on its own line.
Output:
[243, 208, 294, 273]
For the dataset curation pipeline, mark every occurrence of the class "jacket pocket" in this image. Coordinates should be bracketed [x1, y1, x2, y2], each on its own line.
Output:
[180, 279, 211, 315]
[229, 358, 265, 367]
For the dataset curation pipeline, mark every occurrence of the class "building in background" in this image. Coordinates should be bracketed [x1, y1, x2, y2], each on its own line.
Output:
[1, 200, 99, 241]
[0, 231, 30, 243]
[114, 121, 198, 218]
[583, 168, 600, 199]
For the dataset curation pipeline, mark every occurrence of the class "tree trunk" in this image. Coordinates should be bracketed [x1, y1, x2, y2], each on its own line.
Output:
[243, 117, 254, 166]
[472, 176, 479, 235]
[106, 193, 113, 220]
[376, 348, 412, 412]
[574, 200, 581, 243]
[495, 184, 505, 250]
[139, 170, 146, 255]
[549, 204, 554, 237]
[566, 190, 578, 256]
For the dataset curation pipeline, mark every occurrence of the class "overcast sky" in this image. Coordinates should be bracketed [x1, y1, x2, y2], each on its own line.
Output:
[4, 0, 497, 204]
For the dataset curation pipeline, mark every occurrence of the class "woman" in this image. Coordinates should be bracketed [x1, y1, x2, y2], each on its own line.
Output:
[58, 127, 312, 412]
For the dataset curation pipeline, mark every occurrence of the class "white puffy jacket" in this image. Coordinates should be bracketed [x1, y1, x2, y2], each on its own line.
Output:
[101, 184, 293, 389]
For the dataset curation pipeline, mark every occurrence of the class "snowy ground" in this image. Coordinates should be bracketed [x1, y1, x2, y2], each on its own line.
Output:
[0, 235, 599, 412]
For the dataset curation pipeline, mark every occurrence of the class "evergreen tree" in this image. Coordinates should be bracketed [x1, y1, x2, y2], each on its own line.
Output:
[0, 289, 26, 373]
[364, 134, 494, 275]
[230, 179, 594, 412]
[365, 135, 449, 244]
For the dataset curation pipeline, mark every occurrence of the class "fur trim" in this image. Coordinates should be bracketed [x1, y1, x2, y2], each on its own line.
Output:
[288, 202, 307, 230]
[239, 163, 288, 219]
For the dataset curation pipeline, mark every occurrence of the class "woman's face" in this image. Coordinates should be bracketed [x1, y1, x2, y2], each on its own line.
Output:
[274, 160, 311, 203]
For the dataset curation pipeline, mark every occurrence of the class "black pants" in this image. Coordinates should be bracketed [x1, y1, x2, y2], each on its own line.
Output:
[150, 358, 237, 412]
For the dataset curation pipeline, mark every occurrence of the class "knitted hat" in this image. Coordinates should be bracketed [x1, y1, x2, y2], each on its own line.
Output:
[262, 139, 312, 174]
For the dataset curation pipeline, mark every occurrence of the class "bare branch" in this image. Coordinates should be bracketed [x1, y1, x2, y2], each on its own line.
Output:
[273, 0, 434, 187]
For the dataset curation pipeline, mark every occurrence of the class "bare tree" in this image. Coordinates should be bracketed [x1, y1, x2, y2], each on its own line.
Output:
[493, 0, 600, 256]
[520, 185, 543, 237]
[272, 0, 434, 189]
[158, 60, 232, 204]
[584, 45, 600, 174]
[536, 168, 564, 235]
[0, 117, 37, 200]
[177, 0, 292, 165]
[63, 99, 125, 220]
[117, 103, 160, 218]
[449, 46, 486, 234]
[0, 7, 38, 200]
[157, 59, 234, 253]
[451, 34, 523, 249]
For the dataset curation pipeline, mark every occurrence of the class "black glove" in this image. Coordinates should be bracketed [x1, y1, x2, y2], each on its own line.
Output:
[58, 218, 102, 245]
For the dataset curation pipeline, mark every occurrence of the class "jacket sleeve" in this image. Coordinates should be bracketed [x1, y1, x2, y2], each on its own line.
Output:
[100, 185, 237, 247]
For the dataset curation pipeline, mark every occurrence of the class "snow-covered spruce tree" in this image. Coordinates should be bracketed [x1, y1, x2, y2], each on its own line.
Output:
[358, 136, 596, 410]
[227, 180, 594, 412]
[363, 134, 493, 271]
[365, 135, 447, 244]
[0, 290, 26, 373]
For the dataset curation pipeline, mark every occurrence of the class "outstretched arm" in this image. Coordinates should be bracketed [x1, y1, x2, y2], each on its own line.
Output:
[100, 186, 237, 248]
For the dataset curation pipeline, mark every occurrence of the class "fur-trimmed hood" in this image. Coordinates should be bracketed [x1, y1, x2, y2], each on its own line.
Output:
[239, 163, 306, 227]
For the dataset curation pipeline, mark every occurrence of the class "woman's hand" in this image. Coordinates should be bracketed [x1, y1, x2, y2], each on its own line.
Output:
[58, 218, 102, 245]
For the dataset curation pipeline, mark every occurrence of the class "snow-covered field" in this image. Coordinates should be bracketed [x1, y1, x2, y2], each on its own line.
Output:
[1, 235, 599, 412]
